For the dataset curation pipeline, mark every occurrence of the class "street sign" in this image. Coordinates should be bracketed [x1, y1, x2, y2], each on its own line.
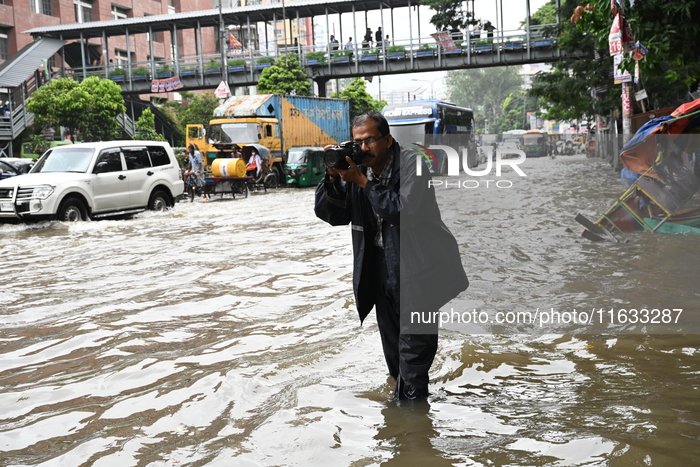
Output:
[635, 89, 648, 101]
[214, 81, 230, 98]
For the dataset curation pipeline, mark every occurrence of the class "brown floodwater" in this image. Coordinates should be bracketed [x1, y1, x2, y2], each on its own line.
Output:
[1, 153, 699, 466]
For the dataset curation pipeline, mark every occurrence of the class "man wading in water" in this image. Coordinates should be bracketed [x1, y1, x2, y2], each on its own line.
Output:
[315, 113, 468, 400]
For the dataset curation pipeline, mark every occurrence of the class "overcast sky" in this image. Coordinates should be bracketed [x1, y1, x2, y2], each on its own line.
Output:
[315, 0, 551, 100]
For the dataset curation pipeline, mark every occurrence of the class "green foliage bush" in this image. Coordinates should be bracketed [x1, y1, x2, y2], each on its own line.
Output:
[333, 49, 352, 58]
[305, 52, 326, 63]
[133, 66, 150, 75]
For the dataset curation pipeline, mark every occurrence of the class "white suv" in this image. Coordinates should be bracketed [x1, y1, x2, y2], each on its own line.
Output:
[0, 141, 184, 222]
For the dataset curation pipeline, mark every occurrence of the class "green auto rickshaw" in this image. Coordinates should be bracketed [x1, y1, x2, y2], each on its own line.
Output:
[284, 147, 326, 187]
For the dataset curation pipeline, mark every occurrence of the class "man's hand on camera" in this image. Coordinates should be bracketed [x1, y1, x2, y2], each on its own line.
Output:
[323, 144, 340, 182]
[336, 157, 368, 188]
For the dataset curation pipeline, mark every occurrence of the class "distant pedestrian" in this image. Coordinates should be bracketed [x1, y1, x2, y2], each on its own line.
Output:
[345, 38, 354, 51]
[471, 22, 481, 40]
[375, 27, 382, 44]
[186, 144, 205, 190]
[484, 21, 495, 39]
[363, 28, 373, 48]
[330, 35, 339, 50]
[384, 34, 392, 48]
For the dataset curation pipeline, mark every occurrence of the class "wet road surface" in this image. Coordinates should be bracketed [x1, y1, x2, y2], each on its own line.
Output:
[1, 154, 699, 466]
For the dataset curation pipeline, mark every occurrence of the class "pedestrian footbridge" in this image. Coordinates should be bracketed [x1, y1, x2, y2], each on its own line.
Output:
[34, 30, 564, 98]
[1, 0, 579, 152]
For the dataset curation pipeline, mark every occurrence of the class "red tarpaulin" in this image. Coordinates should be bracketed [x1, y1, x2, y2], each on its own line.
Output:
[619, 96, 700, 181]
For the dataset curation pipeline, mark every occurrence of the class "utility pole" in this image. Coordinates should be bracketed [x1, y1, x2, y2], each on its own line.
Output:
[282, 0, 287, 47]
[219, 0, 229, 86]
[619, 2, 632, 144]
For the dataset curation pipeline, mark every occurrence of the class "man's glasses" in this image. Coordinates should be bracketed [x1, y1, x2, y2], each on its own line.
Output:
[353, 135, 385, 147]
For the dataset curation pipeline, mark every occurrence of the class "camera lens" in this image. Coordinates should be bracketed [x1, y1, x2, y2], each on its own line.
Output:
[324, 149, 340, 167]
[323, 148, 349, 169]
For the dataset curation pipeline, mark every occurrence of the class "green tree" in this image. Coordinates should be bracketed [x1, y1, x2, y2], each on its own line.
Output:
[529, 0, 557, 25]
[180, 92, 220, 129]
[78, 77, 128, 141]
[330, 77, 387, 119]
[163, 91, 220, 141]
[526, 1, 618, 121]
[446, 67, 523, 128]
[27, 76, 126, 141]
[492, 89, 539, 133]
[257, 54, 312, 96]
[528, 58, 619, 123]
[529, 0, 700, 121]
[25, 78, 81, 138]
[602, 0, 700, 106]
[133, 109, 166, 141]
[420, 0, 476, 32]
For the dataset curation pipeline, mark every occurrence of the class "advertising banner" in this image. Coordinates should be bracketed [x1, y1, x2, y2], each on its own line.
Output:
[430, 32, 459, 52]
[150, 76, 184, 93]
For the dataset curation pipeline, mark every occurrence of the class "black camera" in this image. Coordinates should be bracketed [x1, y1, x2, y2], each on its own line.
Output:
[323, 141, 362, 170]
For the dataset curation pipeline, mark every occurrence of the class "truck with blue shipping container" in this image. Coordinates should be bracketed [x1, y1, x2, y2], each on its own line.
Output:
[186, 94, 350, 184]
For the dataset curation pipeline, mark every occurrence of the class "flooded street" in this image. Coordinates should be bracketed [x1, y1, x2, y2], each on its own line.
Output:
[1, 154, 699, 466]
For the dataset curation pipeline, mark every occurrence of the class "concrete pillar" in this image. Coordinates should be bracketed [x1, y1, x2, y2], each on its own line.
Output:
[316, 78, 328, 97]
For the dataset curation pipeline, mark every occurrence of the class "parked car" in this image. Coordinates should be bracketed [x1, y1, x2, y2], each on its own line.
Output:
[0, 158, 33, 180]
[0, 141, 184, 222]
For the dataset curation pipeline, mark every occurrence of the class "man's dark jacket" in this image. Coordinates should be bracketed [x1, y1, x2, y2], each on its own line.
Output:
[315, 142, 468, 325]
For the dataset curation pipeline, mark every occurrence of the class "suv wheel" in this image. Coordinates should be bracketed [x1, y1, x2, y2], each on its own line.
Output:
[57, 198, 87, 222]
[148, 190, 171, 211]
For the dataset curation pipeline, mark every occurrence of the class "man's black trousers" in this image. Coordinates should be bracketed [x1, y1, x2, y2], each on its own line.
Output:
[369, 250, 438, 400]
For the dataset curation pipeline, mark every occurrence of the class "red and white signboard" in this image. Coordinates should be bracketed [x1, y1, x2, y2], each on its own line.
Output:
[609, 12, 634, 56]
[214, 81, 231, 99]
